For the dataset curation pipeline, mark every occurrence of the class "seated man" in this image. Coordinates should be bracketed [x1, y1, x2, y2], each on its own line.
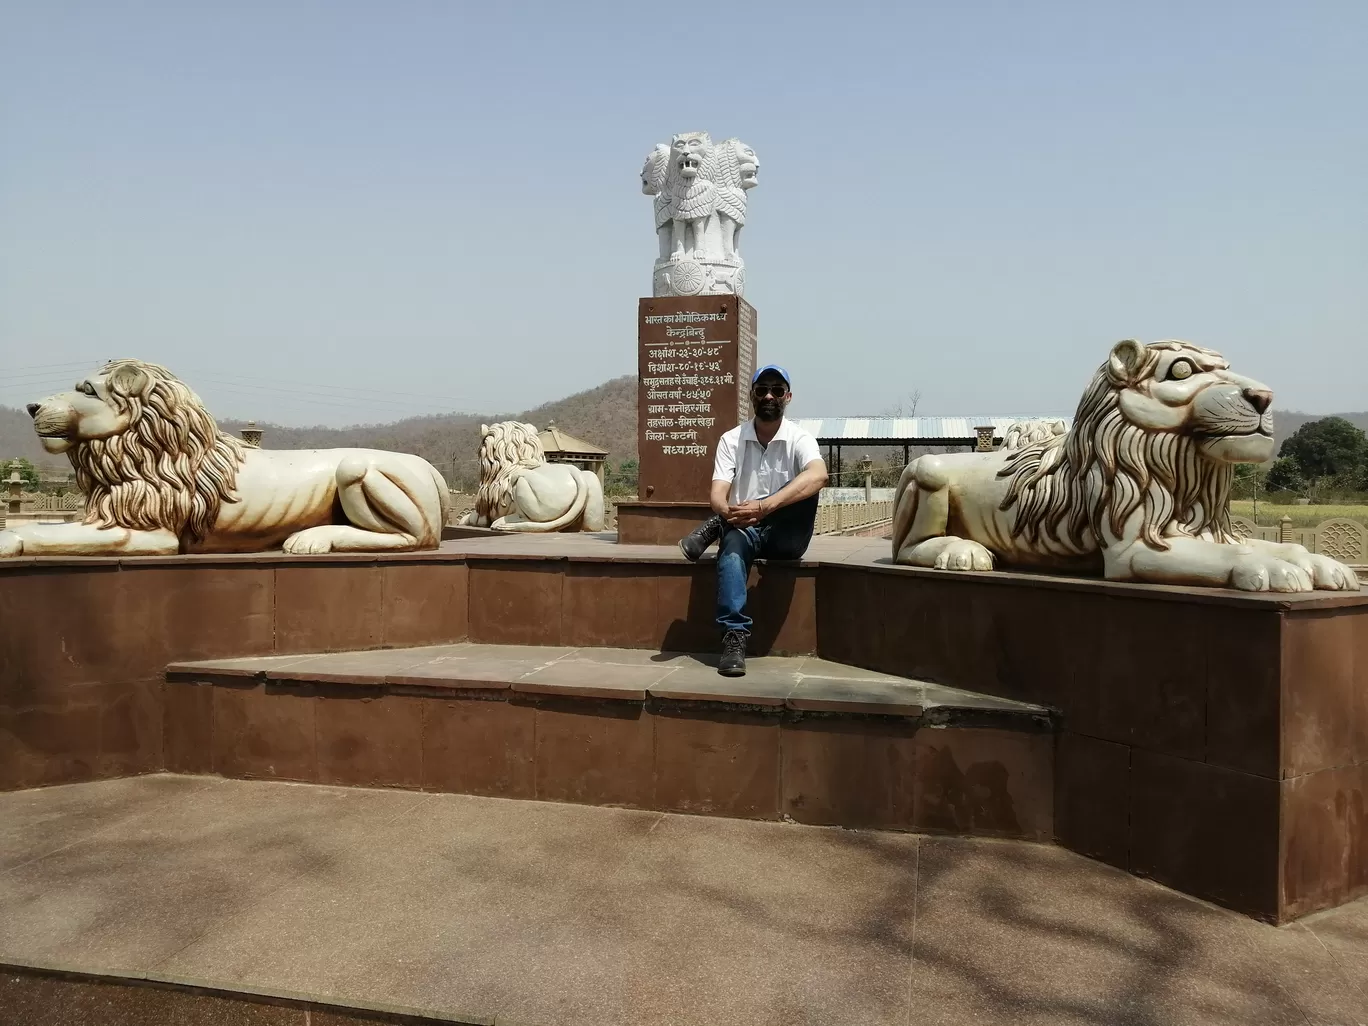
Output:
[678, 365, 828, 676]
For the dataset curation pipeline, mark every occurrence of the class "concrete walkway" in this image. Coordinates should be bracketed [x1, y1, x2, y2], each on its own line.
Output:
[0, 775, 1363, 1026]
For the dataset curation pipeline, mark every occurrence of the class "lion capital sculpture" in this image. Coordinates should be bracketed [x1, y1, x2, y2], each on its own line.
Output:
[0, 360, 450, 557]
[640, 130, 759, 297]
[460, 422, 605, 533]
[891, 340, 1360, 593]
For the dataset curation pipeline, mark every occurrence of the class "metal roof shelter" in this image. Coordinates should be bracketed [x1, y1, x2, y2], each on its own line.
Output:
[790, 415, 1073, 486]
[538, 423, 609, 482]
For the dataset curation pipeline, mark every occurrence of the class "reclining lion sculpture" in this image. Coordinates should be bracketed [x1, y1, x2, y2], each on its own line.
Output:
[460, 422, 605, 533]
[0, 359, 450, 557]
[891, 339, 1359, 593]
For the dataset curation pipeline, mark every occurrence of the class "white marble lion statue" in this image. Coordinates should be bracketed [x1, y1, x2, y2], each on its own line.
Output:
[0, 360, 450, 557]
[460, 422, 605, 533]
[891, 339, 1359, 593]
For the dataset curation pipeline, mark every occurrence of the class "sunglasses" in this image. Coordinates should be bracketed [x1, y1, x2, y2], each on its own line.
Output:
[752, 384, 788, 399]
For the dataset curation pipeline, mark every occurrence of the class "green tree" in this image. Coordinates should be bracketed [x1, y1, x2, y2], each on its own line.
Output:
[1264, 456, 1303, 494]
[1277, 417, 1368, 487]
[605, 458, 638, 496]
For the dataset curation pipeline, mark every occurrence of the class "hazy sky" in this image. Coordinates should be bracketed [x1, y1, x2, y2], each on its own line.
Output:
[2, 2, 1364, 427]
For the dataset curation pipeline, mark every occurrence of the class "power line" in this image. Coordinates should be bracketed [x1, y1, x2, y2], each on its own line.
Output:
[2, 361, 482, 405]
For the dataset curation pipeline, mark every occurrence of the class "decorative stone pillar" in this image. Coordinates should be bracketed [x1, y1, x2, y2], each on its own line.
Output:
[1279, 515, 1294, 544]
[240, 421, 263, 448]
[6, 462, 23, 518]
[974, 426, 995, 452]
[857, 455, 873, 503]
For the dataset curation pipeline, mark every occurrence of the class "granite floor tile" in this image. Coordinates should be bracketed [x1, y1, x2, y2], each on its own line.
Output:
[648, 660, 800, 706]
[906, 836, 1351, 1025]
[1302, 894, 1368, 958]
[4, 777, 1365, 1026]
[388, 646, 575, 688]
[610, 814, 920, 1026]
[158, 793, 919, 1026]
[0, 779, 431, 972]
[554, 648, 703, 668]
[798, 658, 901, 681]
[155, 793, 667, 1023]
[0, 774, 216, 874]
[513, 660, 674, 700]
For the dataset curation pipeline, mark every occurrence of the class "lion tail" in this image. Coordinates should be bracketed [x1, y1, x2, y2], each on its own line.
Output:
[492, 470, 589, 533]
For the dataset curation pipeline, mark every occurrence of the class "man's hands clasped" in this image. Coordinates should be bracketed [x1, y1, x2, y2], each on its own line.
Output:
[725, 498, 769, 528]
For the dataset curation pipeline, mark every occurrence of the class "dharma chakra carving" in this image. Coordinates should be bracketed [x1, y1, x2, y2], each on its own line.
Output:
[0, 360, 450, 557]
[460, 422, 605, 533]
[640, 131, 759, 298]
[891, 340, 1360, 593]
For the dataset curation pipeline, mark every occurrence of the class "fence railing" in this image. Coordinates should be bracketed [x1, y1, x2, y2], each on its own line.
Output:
[814, 500, 894, 535]
[1230, 516, 1367, 565]
[7, 492, 84, 512]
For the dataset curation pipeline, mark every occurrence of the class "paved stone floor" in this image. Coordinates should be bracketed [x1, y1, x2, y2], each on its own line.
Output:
[0, 775, 1363, 1026]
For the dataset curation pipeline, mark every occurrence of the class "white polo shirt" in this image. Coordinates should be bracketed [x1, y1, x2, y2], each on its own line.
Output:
[713, 417, 824, 505]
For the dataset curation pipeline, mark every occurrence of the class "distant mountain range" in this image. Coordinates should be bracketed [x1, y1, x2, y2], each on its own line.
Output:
[1, 376, 638, 484]
[2, 378, 1364, 483]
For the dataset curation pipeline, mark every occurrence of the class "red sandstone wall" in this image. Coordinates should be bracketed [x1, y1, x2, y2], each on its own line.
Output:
[0, 559, 469, 790]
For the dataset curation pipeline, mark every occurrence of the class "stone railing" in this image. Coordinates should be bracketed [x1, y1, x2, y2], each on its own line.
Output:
[10, 492, 83, 512]
[1230, 515, 1367, 566]
[814, 499, 894, 536]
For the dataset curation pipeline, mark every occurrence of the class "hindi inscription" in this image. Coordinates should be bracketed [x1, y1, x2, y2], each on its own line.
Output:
[637, 295, 757, 502]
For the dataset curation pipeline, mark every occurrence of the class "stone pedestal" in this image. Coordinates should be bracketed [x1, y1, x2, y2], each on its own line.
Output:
[621, 295, 757, 544]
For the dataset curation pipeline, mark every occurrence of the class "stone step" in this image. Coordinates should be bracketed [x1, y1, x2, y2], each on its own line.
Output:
[167, 643, 1052, 726]
[163, 643, 1056, 841]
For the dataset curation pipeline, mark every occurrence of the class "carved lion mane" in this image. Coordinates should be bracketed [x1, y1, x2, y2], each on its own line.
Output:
[473, 421, 546, 523]
[998, 341, 1237, 553]
[73, 360, 246, 543]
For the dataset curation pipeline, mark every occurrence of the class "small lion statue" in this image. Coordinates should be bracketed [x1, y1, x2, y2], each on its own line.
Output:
[0, 360, 450, 557]
[460, 422, 605, 533]
[891, 340, 1359, 593]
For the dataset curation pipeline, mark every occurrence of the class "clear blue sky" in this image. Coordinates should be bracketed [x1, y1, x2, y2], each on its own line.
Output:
[2, 2, 1364, 426]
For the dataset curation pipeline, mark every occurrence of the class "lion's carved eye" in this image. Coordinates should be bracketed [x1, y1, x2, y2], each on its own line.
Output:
[1168, 360, 1195, 381]
[77, 381, 96, 396]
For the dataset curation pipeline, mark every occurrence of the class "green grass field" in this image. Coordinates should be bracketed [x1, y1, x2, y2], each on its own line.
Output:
[1229, 501, 1368, 527]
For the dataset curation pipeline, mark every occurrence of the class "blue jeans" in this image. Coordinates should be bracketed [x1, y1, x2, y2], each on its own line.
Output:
[715, 496, 818, 635]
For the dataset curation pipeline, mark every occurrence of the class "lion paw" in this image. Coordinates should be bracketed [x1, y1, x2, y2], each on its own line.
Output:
[1230, 552, 1314, 593]
[933, 538, 995, 572]
[0, 531, 22, 558]
[282, 527, 339, 555]
[1304, 552, 1362, 592]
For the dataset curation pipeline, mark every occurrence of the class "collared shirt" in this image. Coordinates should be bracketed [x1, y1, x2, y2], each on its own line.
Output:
[713, 417, 823, 505]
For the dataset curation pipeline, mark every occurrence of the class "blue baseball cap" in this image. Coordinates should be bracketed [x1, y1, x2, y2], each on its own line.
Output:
[752, 364, 791, 389]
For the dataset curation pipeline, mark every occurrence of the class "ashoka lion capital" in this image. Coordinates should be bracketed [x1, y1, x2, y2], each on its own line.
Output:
[640, 131, 758, 298]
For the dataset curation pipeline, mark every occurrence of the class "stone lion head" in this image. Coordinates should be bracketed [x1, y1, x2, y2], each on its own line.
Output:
[27, 360, 245, 544]
[999, 340, 1274, 552]
[641, 144, 670, 196]
[473, 421, 546, 523]
[670, 131, 712, 180]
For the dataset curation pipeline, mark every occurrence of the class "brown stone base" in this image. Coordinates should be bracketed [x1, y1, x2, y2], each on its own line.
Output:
[615, 501, 713, 545]
[3, 541, 1366, 923]
[162, 674, 1054, 842]
[0, 962, 457, 1025]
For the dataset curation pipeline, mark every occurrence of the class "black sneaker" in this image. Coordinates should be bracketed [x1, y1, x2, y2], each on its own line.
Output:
[679, 514, 725, 562]
[718, 629, 747, 677]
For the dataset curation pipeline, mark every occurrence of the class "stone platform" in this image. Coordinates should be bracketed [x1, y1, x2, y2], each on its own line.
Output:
[1, 775, 1365, 1026]
[2, 531, 1366, 923]
[162, 644, 1054, 838]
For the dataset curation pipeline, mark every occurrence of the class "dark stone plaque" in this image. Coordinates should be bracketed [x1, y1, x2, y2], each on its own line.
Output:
[637, 295, 757, 504]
